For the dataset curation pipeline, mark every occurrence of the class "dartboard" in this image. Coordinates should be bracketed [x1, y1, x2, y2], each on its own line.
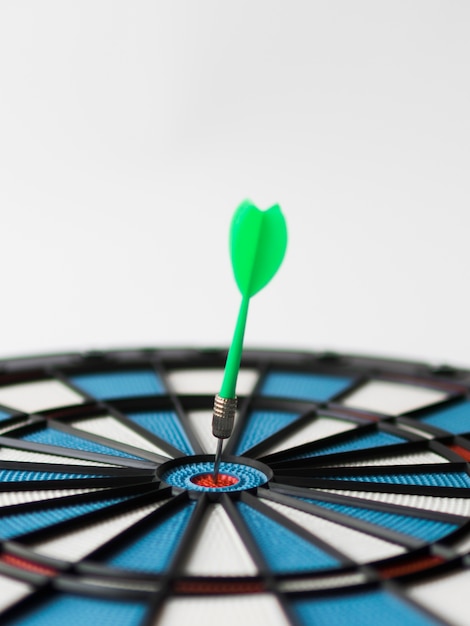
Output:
[0, 348, 469, 626]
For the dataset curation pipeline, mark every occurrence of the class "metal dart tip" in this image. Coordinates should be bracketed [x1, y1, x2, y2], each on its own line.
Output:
[213, 439, 223, 483]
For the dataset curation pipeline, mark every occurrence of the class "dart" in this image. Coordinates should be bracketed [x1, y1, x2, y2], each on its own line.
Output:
[212, 200, 288, 481]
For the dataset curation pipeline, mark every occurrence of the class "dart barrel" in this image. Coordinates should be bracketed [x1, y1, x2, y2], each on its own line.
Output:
[212, 394, 238, 439]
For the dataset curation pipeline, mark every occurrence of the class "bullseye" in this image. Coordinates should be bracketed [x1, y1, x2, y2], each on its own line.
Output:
[190, 473, 239, 488]
[157, 455, 272, 493]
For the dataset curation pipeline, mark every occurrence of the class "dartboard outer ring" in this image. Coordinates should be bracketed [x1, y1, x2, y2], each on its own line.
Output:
[0, 347, 469, 626]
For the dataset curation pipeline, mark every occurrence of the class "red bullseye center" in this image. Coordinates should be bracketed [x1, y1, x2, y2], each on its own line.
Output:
[190, 472, 239, 488]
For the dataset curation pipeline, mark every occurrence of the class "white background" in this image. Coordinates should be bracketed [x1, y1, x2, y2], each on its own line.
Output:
[0, 1, 469, 367]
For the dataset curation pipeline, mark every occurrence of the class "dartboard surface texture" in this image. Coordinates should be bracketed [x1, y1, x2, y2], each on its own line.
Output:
[0, 348, 469, 626]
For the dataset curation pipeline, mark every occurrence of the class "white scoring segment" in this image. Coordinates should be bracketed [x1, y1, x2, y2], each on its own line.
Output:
[279, 571, 368, 593]
[0, 575, 32, 612]
[263, 416, 357, 456]
[0, 488, 99, 507]
[316, 489, 470, 517]
[166, 368, 258, 395]
[158, 594, 289, 626]
[407, 569, 470, 626]
[0, 446, 117, 467]
[69, 415, 170, 457]
[0, 380, 85, 414]
[323, 450, 449, 468]
[341, 381, 447, 415]
[32, 501, 164, 561]
[186, 410, 221, 454]
[260, 499, 405, 563]
[182, 504, 258, 576]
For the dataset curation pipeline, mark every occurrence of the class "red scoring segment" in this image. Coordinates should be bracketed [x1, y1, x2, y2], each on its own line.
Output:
[0, 554, 57, 577]
[190, 473, 239, 488]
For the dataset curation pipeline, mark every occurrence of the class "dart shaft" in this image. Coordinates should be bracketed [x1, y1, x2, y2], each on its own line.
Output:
[220, 297, 249, 399]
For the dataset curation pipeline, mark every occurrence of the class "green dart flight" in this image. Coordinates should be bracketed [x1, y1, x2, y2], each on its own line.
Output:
[212, 200, 288, 480]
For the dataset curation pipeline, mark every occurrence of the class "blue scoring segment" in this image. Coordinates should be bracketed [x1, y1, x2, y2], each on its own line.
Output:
[297, 496, 458, 542]
[0, 469, 101, 483]
[105, 501, 196, 573]
[3, 593, 148, 626]
[234, 410, 301, 455]
[21, 427, 145, 460]
[125, 410, 194, 454]
[260, 371, 353, 402]
[70, 370, 164, 400]
[418, 400, 470, 435]
[292, 589, 441, 626]
[285, 430, 406, 461]
[236, 501, 341, 573]
[0, 494, 134, 540]
[322, 471, 470, 488]
[0, 409, 11, 422]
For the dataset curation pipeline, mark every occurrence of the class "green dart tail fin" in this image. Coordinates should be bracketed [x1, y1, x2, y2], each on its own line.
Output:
[230, 200, 288, 298]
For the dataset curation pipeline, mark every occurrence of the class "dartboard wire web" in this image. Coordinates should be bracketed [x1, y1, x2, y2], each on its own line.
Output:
[0, 349, 469, 625]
